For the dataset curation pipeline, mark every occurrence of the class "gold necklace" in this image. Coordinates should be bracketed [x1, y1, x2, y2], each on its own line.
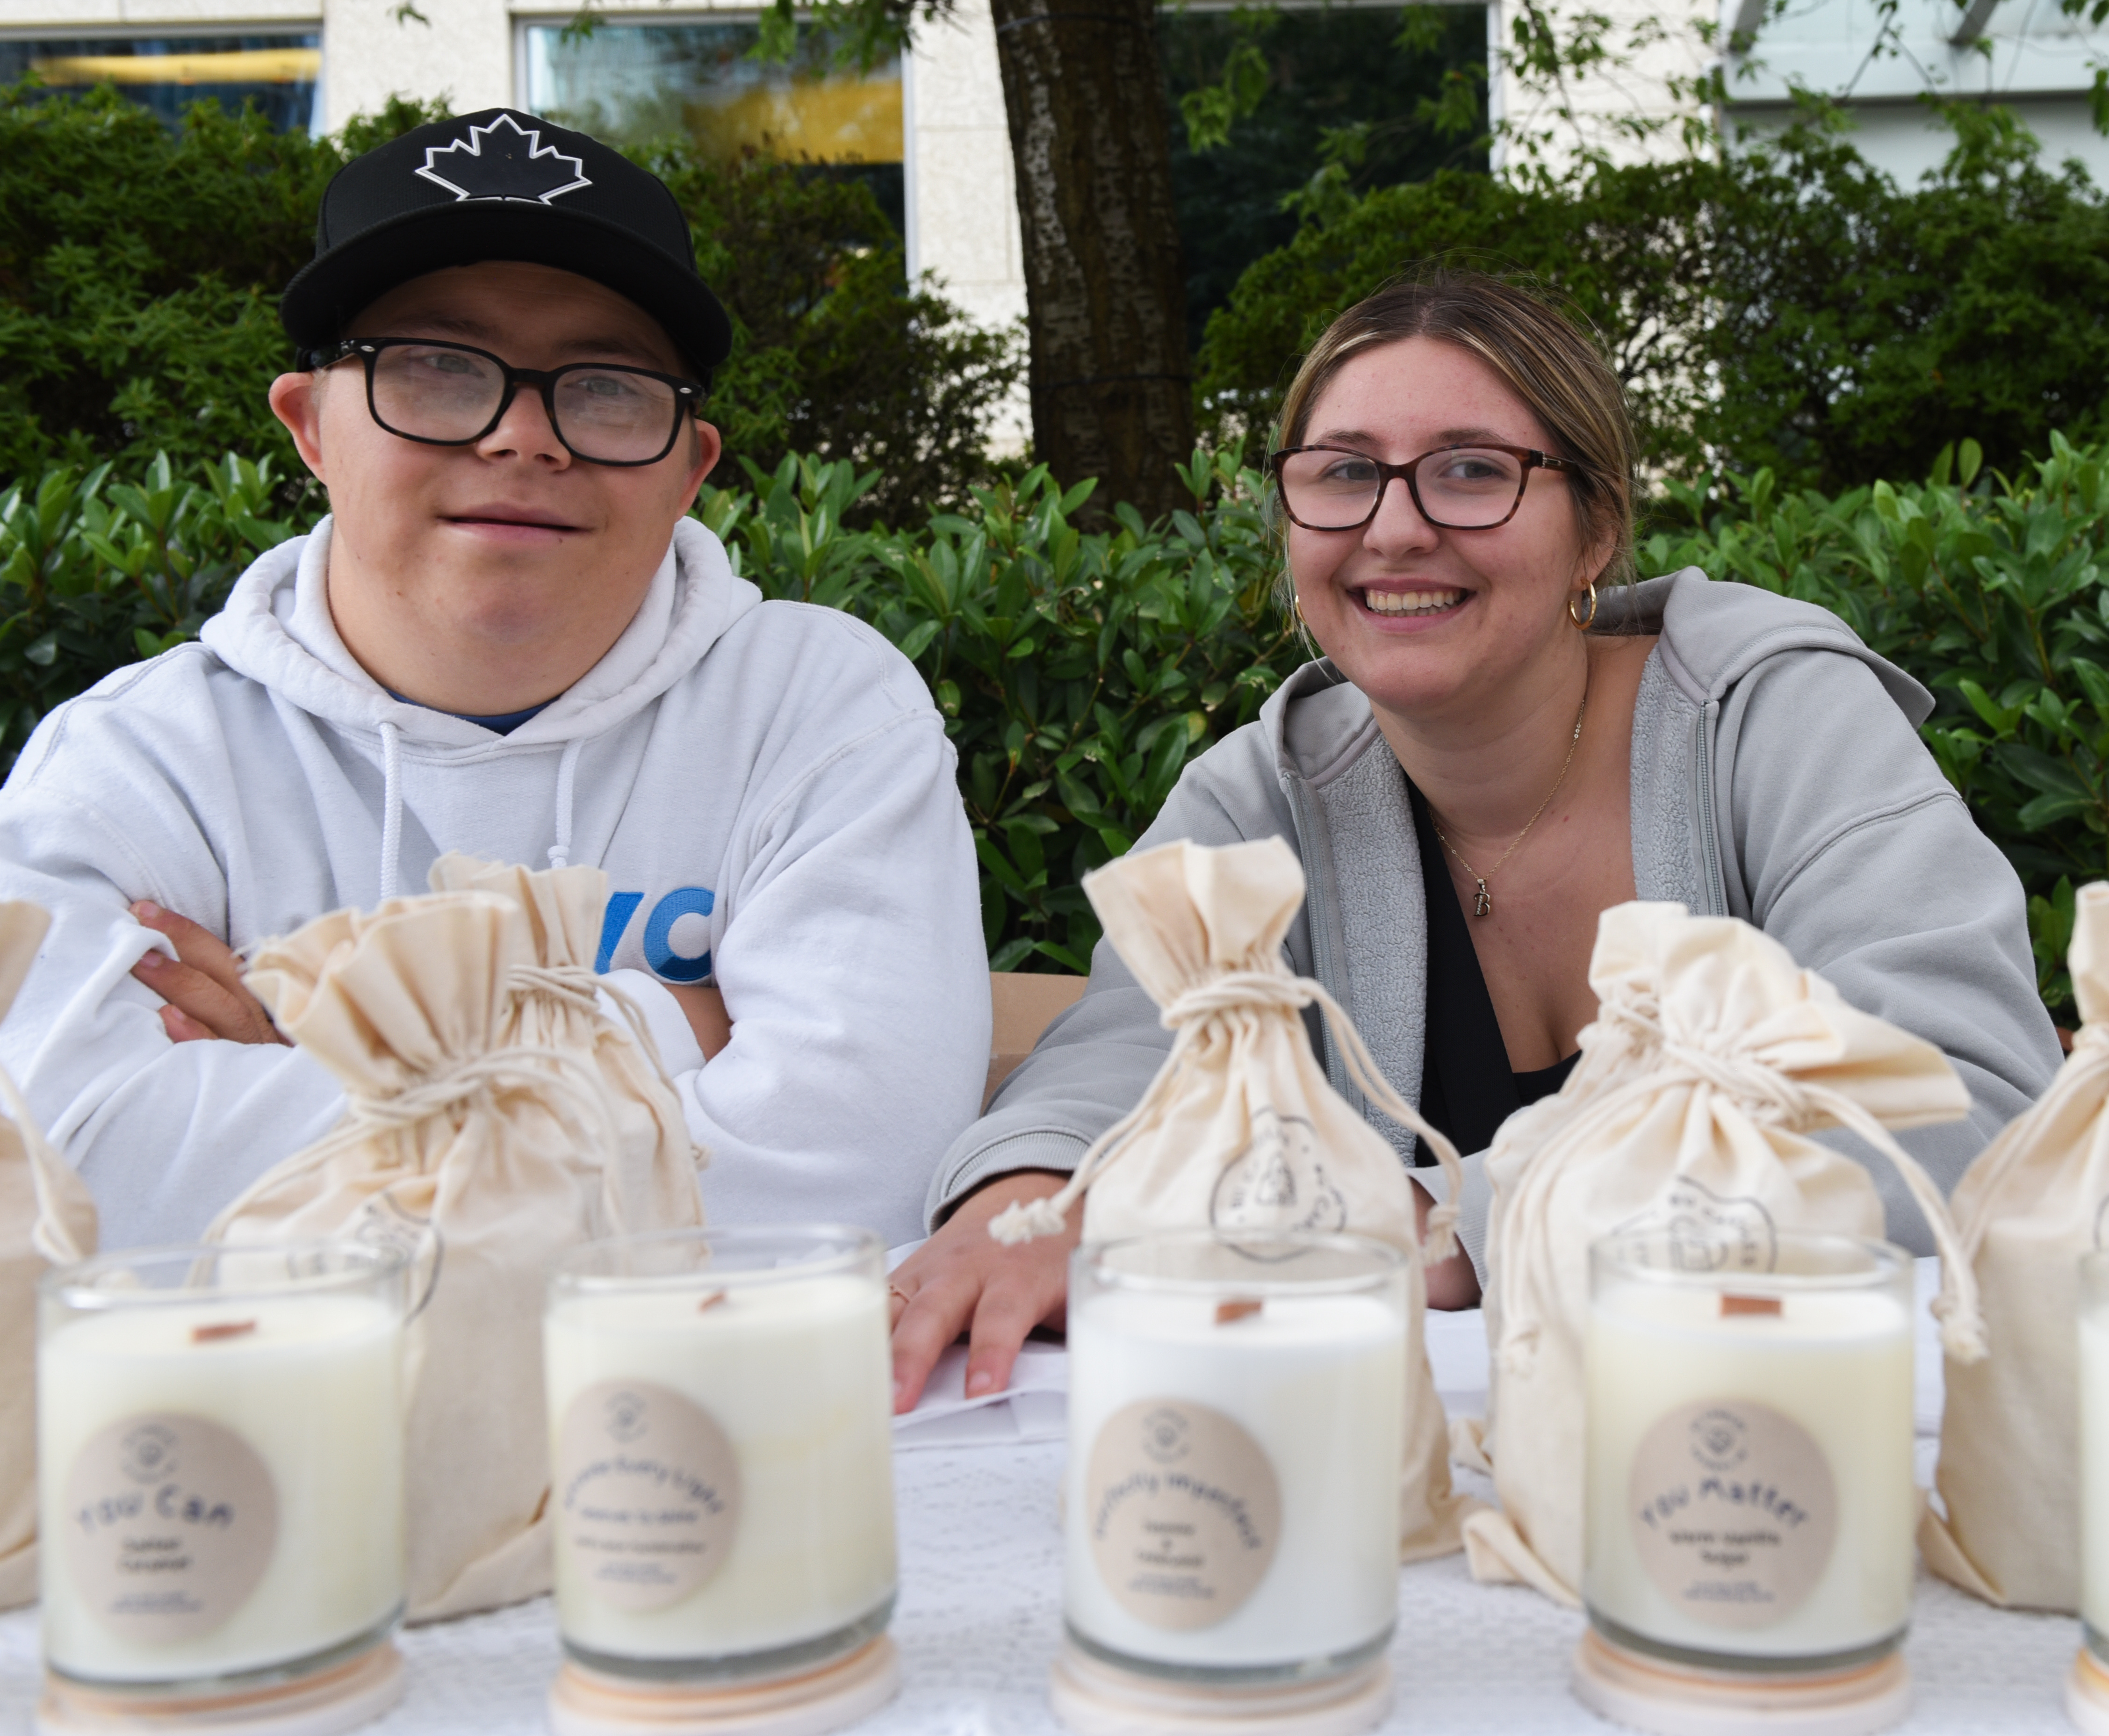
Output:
[1429, 685, 1588, 919]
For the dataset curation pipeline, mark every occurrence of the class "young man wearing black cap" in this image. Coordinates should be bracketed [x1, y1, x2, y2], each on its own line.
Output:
[0, 110, 1006, 1278]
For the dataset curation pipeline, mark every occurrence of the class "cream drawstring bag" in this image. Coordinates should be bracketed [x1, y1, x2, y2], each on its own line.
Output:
[0, 902, 96, 1609]
[1918, 881, 2109, 1612]
[992, 836, 1478, 1561]
[1461, 900, 1985, 1605]
[206, 859, 705, 1621]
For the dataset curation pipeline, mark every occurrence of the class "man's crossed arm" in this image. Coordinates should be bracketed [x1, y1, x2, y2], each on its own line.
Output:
[131, 900, 731, 1059]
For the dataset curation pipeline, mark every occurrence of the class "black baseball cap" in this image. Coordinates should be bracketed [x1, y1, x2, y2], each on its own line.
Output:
[280, 108, 733, 383]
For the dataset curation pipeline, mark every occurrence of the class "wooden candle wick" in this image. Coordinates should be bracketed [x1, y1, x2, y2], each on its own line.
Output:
[1720, 1294, 1782, 1317]
[191, 1319, 259, 1343]
[697, 1291, 729, 1313]
[1214, 1297, 1263, 1325]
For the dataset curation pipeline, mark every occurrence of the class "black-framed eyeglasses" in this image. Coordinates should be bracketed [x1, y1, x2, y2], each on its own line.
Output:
[1267, 443, 1580, 532]
[309, 338, 705, 468]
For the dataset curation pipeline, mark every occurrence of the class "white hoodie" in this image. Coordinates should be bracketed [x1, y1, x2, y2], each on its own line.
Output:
[0, 515, 991, 1249]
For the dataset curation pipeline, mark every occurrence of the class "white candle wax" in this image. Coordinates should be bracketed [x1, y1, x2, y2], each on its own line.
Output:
[1065, 1286, 1405, 1672]
[2077, 1305, 2109, 1647]
[39, 1292, 404, 1685]
[1584, 1277, 1914, 1661]
[543, 1271, 895, 1665]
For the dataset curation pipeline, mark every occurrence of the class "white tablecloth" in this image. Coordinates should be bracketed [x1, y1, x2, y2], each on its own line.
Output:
[0, 1265, 2083, 1734]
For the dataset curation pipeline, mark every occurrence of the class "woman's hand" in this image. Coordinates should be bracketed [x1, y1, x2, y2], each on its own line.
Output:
[888, 1169, 1079, 1414]
[129, 902, 289, 1047]
[1416, 1176, 1482, 1310]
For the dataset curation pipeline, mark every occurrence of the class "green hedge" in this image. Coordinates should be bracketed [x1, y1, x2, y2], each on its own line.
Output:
[3, 440, 2105, 1015]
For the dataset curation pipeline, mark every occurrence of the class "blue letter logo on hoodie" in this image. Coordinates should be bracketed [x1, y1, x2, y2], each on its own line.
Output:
[596, 887, 716, 982]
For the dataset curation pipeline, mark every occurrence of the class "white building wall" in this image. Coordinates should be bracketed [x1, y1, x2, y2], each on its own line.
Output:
[0, 0, 317, 22]
[903, 0, 1023, 336]
[1721, 0, 2109, 184]
[1486, 0, 1717, 174]
[324, 0, 511, 123]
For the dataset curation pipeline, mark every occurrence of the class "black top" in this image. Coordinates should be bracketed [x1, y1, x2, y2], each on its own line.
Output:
[1407, 778, 1577, 1166]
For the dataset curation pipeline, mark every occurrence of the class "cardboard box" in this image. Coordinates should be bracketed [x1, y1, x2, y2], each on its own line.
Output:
[985, 971, 1088, 1108]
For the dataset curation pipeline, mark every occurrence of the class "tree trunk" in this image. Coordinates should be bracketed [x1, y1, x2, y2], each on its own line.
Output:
[988, 0, 1194, 522]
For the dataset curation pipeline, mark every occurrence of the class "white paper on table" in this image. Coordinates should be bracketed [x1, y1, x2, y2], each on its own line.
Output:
[893, 1340, 1068, 1449]
[1427, 1305, 1491, 1422]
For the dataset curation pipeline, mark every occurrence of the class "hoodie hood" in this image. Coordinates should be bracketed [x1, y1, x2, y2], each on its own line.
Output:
[201, 514, 763, 754]
[1251, 566, 1934, 790]
[199, 513, 762, 894]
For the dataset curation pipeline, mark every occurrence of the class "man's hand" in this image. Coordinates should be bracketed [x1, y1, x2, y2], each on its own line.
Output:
[888, 1169, 1078, 1415]
[665, 983, 731, 1060]
[128, 902, 288, 1047]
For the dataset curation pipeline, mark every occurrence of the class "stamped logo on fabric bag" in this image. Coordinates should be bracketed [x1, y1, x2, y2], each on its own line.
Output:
[1628, 1399, 1837, 1628]
[1618, 1178, 1778, 1274]
[556, 1380, 740, 1612]
[65, 1412, 279, 1642]
[1084, 1399, 1281, 1630]
[1209, 1108, 1347, 1236]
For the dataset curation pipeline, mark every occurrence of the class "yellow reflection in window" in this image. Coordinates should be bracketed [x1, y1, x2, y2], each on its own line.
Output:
[685, 74, 902, 164]
[32, 48, 320, 85]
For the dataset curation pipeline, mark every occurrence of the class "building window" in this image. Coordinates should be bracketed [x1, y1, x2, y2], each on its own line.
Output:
[0, 33, 322, 133]
[522, 19, 904, 237]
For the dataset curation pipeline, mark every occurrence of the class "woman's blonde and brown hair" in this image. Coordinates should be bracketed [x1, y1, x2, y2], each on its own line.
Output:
[1273, 268, 1638, 590]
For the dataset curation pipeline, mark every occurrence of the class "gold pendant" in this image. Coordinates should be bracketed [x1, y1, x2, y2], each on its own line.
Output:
[1473, 879, 1491, 918]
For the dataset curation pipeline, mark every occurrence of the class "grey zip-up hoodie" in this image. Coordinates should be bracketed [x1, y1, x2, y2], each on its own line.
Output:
[929, 569, 2064, 1271]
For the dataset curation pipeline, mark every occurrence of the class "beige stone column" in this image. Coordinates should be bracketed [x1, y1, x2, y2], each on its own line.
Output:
[904, 0, 1028, 447]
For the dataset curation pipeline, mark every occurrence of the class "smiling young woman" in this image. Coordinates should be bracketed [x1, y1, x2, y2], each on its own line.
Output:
[892, 268, 2061, 1408]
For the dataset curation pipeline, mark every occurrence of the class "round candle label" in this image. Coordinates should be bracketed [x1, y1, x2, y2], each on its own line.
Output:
[1628, 1399, 1838, 1628]
[1083, 1399, 1281, 1630]
[556, 1380, 740, 1612]
[64, 1412, 279, 1642]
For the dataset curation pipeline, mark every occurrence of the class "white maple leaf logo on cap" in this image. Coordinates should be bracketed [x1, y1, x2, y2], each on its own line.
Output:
[415, 112, 592, 205]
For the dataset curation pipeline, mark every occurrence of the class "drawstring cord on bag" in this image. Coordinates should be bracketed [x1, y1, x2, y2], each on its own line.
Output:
[507, 962, 672, 1079]
[1493, 998, 1987, 1378]
[987, 967, 1469, 1262]
[0, 1061, 88, 1267]
[201, 1042, 628, 1242]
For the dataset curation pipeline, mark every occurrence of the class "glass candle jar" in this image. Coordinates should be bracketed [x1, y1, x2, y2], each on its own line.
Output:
[38, 1242, 409, 1697]
[543, 1226, 896, 1684]
[2078, 1253, 2109, 1678]
[1582, 1229, 1915, 1674]
[1063, 1228, 1408, 1685]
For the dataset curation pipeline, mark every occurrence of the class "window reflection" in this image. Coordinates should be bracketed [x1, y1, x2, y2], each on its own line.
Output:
[0, 34, 321, 133]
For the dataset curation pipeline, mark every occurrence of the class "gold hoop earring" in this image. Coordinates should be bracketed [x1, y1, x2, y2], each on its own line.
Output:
[1292, 590, 1305, 626]
[1569, 582, 1598, 630]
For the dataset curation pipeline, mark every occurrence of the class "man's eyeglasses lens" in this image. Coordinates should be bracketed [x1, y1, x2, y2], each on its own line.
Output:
[1278, 446, 1531, 530]
[367, 343, 684, 465]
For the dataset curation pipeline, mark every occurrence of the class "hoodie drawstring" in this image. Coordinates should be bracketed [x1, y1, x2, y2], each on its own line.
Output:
[547, 737, 583, 872]
[378, 720, 404, 901]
